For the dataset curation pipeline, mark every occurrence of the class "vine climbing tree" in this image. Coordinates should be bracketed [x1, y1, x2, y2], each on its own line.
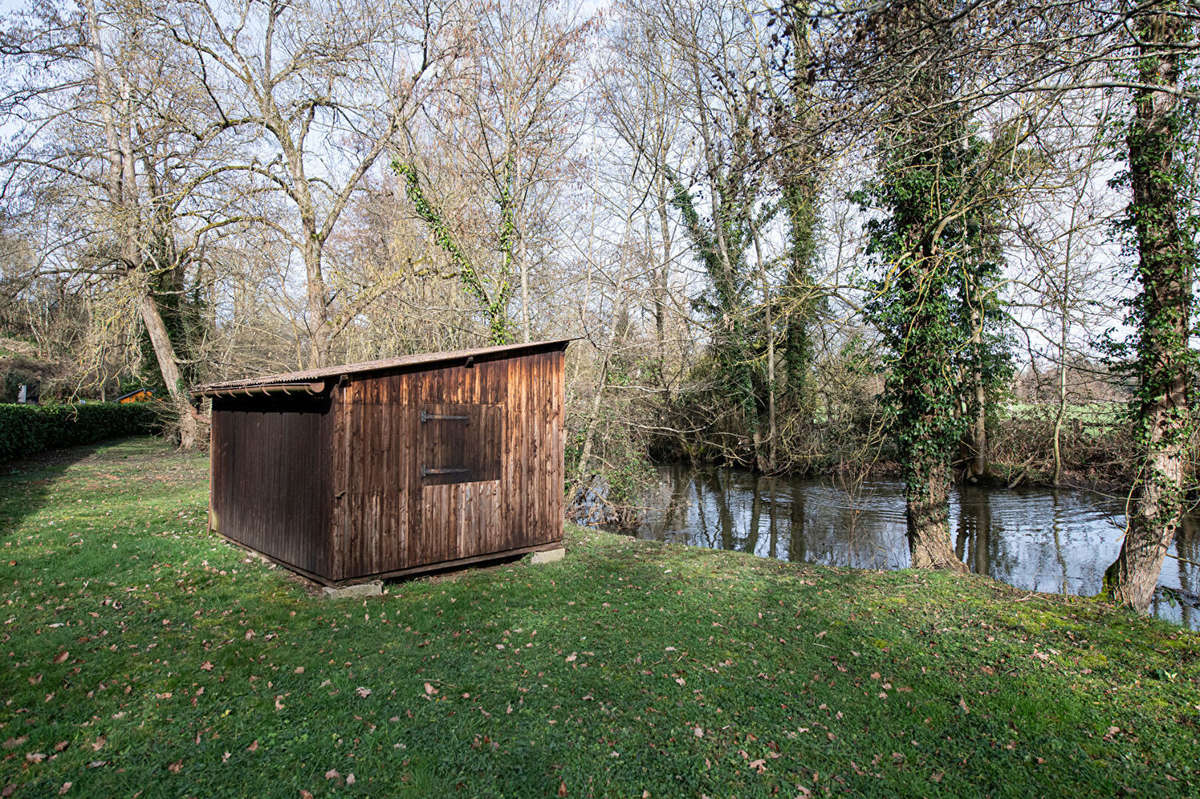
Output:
[393, 161, 516, 345]
[1104, 4, 1197, 612]
[860, 1, 975, 571]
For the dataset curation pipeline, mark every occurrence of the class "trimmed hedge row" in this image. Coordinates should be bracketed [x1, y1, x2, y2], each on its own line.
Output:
[0, 402, 163, 464]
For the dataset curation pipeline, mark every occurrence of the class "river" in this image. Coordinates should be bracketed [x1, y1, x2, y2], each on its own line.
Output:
[610, 465, 1200, 629]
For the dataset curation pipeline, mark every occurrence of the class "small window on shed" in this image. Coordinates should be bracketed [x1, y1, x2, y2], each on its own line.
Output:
[420, 404, 503, 485]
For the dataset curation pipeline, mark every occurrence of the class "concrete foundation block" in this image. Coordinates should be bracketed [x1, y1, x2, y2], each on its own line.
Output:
[322, 580, 383, 599]
[530, 547, 565, 565]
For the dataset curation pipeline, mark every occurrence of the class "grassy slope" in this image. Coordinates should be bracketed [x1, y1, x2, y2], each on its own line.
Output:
[1, 439, 1198, 798]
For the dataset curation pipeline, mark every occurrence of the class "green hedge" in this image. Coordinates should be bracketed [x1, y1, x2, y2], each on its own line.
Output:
[0, 402, 163, 463]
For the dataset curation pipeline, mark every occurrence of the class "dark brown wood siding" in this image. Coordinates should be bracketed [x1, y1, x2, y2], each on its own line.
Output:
[210, 395, 332, 576]
[331, 349, 564, 581]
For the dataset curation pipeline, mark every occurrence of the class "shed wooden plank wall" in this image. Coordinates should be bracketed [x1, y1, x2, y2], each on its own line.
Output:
[333, 349, 564, 581]
[210, 396, 332, 576]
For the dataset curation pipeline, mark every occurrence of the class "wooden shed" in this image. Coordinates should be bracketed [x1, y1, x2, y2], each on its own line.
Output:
[193, 339, 569, 585]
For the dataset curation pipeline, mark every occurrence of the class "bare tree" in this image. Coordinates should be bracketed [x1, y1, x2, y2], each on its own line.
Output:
[0, 0, 252, 446]
[163, 0, 459, 366]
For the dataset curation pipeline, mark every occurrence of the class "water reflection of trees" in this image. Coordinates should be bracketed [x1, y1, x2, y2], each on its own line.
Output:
[630, 465, 1200, 629]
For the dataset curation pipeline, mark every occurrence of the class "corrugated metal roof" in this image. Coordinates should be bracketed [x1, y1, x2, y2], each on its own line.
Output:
[193, 338, 573, 395]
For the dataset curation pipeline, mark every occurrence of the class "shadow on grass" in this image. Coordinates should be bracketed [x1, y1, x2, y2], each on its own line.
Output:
[0, 442, 106, 539]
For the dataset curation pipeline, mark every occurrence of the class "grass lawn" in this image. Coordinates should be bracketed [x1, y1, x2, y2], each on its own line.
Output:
[2, 438, 1198, 798]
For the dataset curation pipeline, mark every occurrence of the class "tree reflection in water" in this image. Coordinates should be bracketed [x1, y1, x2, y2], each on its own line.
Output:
[610, 464, 1200, 629]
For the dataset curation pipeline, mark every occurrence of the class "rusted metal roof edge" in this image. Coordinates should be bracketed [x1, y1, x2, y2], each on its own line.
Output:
[192, 338, 574, 396]
[196, 381, 328, 399]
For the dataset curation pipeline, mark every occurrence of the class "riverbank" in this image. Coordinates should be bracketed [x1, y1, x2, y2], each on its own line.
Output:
[2, 438, 1198, 797]
[608, 462, 1199, 628]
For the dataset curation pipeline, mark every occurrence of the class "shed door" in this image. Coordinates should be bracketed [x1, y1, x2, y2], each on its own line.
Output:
[412, 404, 504, 563]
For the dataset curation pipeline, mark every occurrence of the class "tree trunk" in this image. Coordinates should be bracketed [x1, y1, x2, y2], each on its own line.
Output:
[964, 306, 989, 481]
[654, 177, 673, 377]
[754, 230, 776, 473]
[139, 294, 197, 449]
[86, 0, 197, 448]
[779, 0, 819, 412]
[1051, 314, 1067, 486]
[1052, 192, 1081, 487]
[1105, 9, 1193, 613]
[907, 459, 967, 570]
[303, 236, 331, 368]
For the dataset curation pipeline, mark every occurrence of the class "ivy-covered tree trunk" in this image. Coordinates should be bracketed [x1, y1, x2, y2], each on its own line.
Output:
[779, 0, 819, 412]
[862, 1, 968, 572]
[781, 173, 818, 411]
[1105, 8, 1194, 613]
[891, 252, 969, 572]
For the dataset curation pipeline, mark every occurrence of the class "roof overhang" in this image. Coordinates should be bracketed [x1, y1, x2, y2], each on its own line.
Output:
[192, 338, 575, 398]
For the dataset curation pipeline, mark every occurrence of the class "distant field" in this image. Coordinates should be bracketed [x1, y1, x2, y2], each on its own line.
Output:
[1002, 401, 1123, 426]
[1, 438, 1197, 797]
